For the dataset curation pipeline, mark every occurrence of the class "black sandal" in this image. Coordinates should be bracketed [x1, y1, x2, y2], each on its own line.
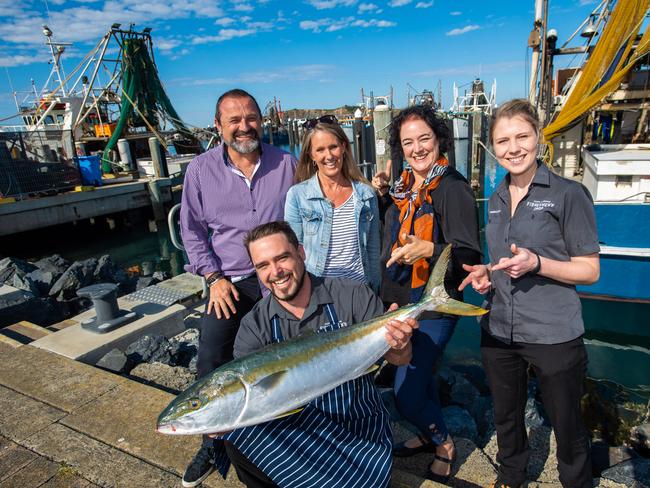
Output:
[392, 432, 436, 457]
[426, 452, 456, 484]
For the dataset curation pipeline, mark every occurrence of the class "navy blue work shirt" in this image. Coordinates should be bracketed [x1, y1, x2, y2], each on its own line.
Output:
[482, 162, 600, 344]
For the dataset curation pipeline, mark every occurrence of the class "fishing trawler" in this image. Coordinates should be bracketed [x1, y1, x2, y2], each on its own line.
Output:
[0, 24, 209, 237]
[1, 24, 203, 200]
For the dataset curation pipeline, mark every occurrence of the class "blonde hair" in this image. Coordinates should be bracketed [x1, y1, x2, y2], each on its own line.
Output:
[489, 99, 540, 145]
[295, 123, 368, 184]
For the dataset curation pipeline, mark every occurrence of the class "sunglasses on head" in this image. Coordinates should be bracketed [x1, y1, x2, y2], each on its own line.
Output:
[302, 115, 339, 130]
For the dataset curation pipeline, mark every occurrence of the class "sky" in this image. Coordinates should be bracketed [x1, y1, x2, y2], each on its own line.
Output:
[0, 0, 604, 127]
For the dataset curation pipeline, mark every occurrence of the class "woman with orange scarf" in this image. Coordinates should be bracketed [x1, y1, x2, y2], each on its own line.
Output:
[372, 105, 481, 483]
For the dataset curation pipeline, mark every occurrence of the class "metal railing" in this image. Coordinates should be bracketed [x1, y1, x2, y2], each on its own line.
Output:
[167, 203, 208, 299]
[0, 129, 81, 198]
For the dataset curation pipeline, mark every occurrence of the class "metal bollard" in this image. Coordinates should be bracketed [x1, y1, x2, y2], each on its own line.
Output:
[77, 283, 139, 334]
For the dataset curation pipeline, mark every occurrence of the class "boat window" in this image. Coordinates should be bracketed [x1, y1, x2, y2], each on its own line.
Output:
[56, 114, 64, 124]
[615, 175, 633, 188]
[45, 115, 55, 125]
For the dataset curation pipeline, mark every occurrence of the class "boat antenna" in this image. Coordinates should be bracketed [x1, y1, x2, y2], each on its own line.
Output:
[42, 0, 53, 25]
[5, 68, 19, 112]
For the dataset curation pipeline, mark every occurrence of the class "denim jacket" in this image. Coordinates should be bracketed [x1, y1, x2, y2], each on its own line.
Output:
[285, 174, 381, 293]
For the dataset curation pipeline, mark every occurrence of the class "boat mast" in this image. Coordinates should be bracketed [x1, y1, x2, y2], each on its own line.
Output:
[42, 25, 71, 97]
[528, 0, 545, 105]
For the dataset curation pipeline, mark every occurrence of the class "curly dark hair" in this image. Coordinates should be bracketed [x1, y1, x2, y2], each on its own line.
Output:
[388, 105, 451, 167]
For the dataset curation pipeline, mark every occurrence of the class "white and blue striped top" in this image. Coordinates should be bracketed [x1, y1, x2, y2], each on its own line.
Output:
[323, 194, 365, 284]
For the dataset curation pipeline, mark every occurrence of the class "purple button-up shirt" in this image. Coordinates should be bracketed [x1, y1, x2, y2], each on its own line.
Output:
[180, 143, 296, 277]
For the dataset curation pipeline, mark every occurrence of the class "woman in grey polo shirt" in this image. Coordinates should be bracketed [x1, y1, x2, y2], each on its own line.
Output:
[460, 99, 600, 488]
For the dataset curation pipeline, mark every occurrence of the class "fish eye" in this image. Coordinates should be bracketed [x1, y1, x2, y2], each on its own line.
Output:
[187, 398, 202, 410]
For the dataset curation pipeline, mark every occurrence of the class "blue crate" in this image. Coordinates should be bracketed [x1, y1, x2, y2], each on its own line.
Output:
[76, 155, 102, 186]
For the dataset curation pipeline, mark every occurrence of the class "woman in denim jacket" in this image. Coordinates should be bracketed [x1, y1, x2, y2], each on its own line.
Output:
[284, 116, 381, 293]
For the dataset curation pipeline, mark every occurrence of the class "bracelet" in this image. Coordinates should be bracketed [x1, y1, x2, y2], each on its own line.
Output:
[530, 253, 541, 274]
[206, 272, 225, 287]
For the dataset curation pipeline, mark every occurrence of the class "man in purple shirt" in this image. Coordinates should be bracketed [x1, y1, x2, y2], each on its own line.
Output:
[180, 88, 296, 487]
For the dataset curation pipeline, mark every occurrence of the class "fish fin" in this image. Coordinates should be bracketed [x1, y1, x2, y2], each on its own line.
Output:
[435, 298, 488, 316]
[252, 370, 288, 391]
[274, 407, 304, 419]
[365, 363, 380, 374]
[418, 244, 489, 317]
[420, 244, 452, 302]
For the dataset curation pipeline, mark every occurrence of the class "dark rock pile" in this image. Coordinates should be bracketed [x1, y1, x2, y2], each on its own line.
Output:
[96, 329, 199, 391]
[382, 362, 650, 486]
[0, 254, 170, 328]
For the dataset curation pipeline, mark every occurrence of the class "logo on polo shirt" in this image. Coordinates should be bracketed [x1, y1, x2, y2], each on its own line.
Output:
[526, 200, 555, 211]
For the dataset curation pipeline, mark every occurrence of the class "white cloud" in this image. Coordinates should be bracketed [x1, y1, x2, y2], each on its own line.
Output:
[388, 0, 411, 6]
[192, 28, 256, 44]
[352, 19, 395, 28]
[232, 3, 253, 12]
[415, 1, 433, 8]
[449, 10, 462, 15]
[0, 0, 26, 17]
[0, 1, 226, 46]
[175, 64, 336, 85]
[156, 38, 184, 51]
[0, 53, 50, 67]
[446, 24, 479, 36]
[306, 0, 356, 10]
[215, 17, 236, 26]
[300, 16, 395, 32]
[246, 21, 274, 30]
[170, 48, 190, 60]
[358, 2, 378, 12]
[579, 0, 596, 4]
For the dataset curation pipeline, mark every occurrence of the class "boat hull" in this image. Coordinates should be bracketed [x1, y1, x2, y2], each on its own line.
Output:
[577, 203, 650, 303]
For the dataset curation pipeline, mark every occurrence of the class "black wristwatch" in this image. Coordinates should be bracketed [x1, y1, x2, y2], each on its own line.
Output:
[206, 272, 225, 287]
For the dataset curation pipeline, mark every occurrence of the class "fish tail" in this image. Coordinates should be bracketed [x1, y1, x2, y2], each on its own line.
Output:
[419, 244, 488, 317]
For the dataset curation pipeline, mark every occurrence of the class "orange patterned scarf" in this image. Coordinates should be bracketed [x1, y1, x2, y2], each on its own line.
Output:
[388, 156, 449, 292]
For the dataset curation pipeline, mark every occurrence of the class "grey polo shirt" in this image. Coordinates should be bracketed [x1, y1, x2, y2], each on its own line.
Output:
[482, 162, 599, 345]
[234, 274, 385, 358]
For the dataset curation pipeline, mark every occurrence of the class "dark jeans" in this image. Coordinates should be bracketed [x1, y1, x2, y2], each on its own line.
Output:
[198, 275, 262, 447]
[224, 442, 278, 488]
[394, 317, 457, 445]
[481, 330, 592, 488]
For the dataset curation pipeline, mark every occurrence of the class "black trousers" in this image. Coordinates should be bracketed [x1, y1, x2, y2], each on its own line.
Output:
[481, 330, 592, 488]
[224, 442, 278, 488]
[198, 275, 262, 447]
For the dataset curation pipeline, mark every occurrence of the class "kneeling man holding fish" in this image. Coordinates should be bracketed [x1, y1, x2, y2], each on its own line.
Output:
[158, 221, 487, 487]
[228, 220, 415, 488]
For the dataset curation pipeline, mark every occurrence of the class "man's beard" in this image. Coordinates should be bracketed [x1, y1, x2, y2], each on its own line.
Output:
[228, 130, 260, 154]
[270, 266, 306, 302]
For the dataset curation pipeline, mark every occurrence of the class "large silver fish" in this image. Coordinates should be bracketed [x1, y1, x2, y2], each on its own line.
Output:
[157, 244, 487, 435]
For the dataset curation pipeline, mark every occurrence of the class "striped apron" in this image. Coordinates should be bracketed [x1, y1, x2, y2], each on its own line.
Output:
[215, 303, 393, 488]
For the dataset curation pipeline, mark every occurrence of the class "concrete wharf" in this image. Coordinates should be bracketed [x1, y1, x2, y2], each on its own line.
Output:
[0, 178, 173, 237]
[0, 272, 630, 487]
[0, 340, 449, 487]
